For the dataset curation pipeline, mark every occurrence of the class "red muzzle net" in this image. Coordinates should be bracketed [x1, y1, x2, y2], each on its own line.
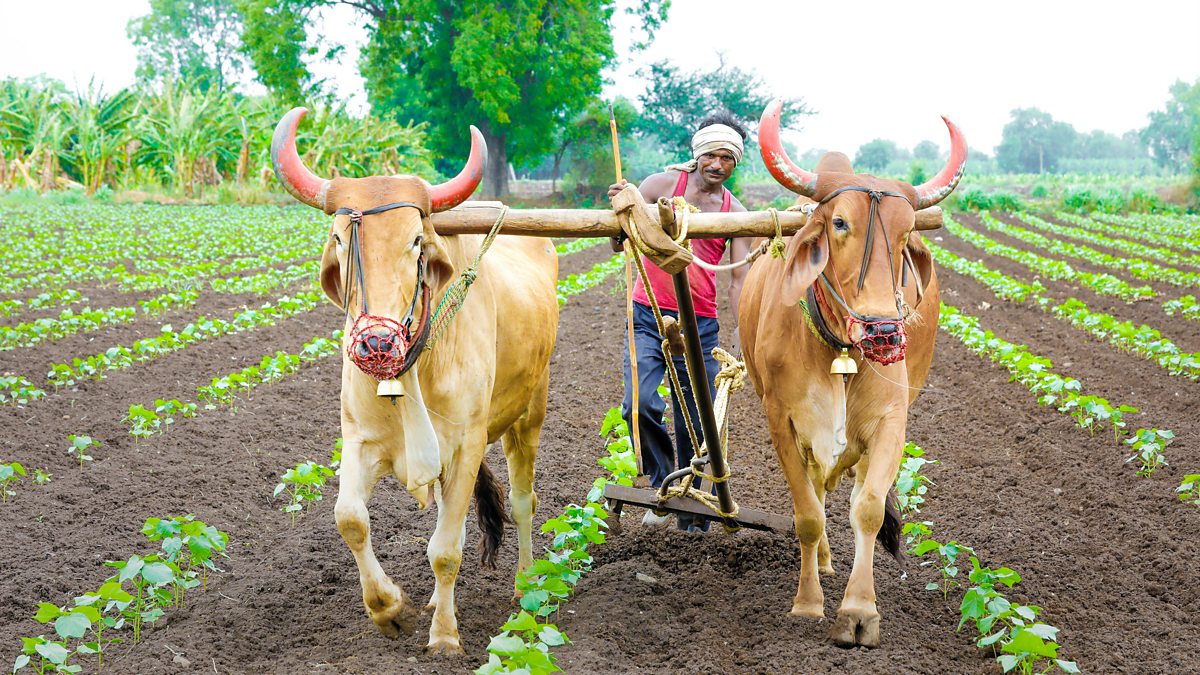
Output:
[847, 316, 908, 365]
[347, 313, 411, 380]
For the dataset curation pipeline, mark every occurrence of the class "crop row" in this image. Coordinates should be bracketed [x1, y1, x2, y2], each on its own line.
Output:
[984, 212, 1200, 288]
[197, 333, 340, 410]
[46, 291, 322, 389]
[0, 289, 85, 319]
[929, 243, 1199, 382]
[944, 214, 1153, 302]
[554, 237, 607, 257]
[1091, 211, 1200, 241]
[9, 515, 229, 674]
[0, 290, 199, 351]
[0, 204, 325, 281]
[940, 303, 1160, 442]
[1053, 211, 1200, 254]
[1163, 295, 1200, 322]
[556, 254, 624, 307]
[897, 443, 1080, 674]
[478, 406, 636, 674]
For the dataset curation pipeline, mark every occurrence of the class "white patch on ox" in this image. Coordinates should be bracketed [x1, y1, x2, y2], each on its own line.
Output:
[395, 369, 441, 508]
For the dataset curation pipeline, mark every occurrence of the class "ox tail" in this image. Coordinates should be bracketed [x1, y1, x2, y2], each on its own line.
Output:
[475, 462, 511, 570]
[877, 488, 903, 563]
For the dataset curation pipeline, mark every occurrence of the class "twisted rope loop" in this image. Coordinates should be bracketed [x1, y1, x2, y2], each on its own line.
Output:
[425, 206, 507, 350]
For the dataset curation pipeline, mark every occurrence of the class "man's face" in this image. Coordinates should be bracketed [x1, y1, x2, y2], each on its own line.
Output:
[697, 150, 736, 187]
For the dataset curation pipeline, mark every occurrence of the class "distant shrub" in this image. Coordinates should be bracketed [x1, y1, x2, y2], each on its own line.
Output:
[1030, 183, 1049, 198]
[953, 189, 1022, 212]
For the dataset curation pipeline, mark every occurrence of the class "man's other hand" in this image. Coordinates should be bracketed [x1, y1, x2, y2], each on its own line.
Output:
[607, 179, 629, 200]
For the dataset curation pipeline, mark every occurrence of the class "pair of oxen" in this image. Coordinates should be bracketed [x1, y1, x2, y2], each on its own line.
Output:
[270, 100, 965, 653]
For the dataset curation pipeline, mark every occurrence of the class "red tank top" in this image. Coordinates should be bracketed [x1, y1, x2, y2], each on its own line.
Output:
[631, 171, 730, 318]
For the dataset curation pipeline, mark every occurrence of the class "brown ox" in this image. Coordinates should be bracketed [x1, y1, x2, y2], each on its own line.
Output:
[738, 100, 964, 647]
[272, 108, 559, 654]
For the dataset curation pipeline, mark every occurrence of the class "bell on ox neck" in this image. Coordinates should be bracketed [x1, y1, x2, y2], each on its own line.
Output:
[377, 379, 405, 399]
[830, 348, 858, 376]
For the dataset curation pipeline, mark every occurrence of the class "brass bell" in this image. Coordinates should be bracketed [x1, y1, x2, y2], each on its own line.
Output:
[830, 348, 858, 376]
[377, 379, 405, 398]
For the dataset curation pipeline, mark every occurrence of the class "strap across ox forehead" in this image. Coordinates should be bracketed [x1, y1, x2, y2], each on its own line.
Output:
[334, 201, 429, 324]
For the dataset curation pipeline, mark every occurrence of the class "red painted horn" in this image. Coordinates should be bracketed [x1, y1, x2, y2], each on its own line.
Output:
[271, 107, 330, 211]
[758, 99, 818, 198]
[429, 126, 487, 213]
[914, 116, 967, 209]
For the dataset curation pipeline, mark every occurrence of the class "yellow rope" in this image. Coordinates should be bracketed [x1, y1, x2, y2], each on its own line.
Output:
[425, 206, 507, 350]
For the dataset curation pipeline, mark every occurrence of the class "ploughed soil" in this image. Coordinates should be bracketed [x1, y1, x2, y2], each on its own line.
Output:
[1, 223, 1197, 674]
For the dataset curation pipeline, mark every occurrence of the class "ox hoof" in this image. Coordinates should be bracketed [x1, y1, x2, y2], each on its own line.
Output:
[819, 563, 835, 577]
[788, 603, 825, 620]
[425, 638, 465, 656]
[830, 609, 880, 648]
[366, 586, 420, 639]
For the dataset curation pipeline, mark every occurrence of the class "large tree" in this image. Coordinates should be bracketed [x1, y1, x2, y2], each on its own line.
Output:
[854, 139, 899, 172]
[241, 1, 668, 197]
[995, 108, 1077, 173]
[1140, 78, 1200, 172]
[128, 0, 249, 92]
[636, 57, 809, 163]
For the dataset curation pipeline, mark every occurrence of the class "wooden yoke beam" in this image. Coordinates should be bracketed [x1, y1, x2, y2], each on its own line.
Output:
[430, 202, 943, 239]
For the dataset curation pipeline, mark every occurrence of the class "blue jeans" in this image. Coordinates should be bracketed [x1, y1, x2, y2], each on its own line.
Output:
[622, 302, 719, 530]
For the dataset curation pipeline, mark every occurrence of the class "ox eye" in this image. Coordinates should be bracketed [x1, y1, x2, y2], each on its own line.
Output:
[833, 216, 848, 232]
[332, 232, 343, 247]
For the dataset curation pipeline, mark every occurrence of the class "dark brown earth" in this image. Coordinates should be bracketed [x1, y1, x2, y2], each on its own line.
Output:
[1, 216, 1197, 674]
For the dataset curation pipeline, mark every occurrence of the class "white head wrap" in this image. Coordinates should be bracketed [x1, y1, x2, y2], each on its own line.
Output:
[665, 123, 744, 172]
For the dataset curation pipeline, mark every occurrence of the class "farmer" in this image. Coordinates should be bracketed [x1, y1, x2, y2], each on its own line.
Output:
[607, 112, 751, 533]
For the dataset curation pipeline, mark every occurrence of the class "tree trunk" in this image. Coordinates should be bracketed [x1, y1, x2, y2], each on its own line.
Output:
[481, 129, 508, 199]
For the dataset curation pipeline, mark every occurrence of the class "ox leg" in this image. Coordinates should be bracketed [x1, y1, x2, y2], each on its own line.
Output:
[423, 437, 483, 655]
[334, 440, 419, 639]
[503, 378, 548, 597]
[831, 434, 904, 649]
[817, 490, 835, 576]
[767, 413, 825, 618]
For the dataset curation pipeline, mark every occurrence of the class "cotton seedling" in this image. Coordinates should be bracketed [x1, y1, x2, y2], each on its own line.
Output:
[902, 520, 934, 553]
[71, 580, 134, 671]
[102, 554, 179, 642]
[12, 635, 76, 675]
[274, 461, 335, 526]
[1177, 474, 1200, 506]
[1, 461, 26, 503]
[67, 435, 96, 471]
[33, 469, 51, 485]
[912, 538, 973, 599]
[476, 610, 568, 675]
[122, 404, 160, 439]
[895, 443, 938, 515]
[141, 515, 230, 591]
[1124, 428, 1174, 477]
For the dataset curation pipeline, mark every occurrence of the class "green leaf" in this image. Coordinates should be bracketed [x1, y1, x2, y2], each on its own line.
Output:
[485, 633, 526, 657]
[1002, 628, 1059, 659]
[519, 589, 549, 612]
[34, 603, 63, 623]
[501, 611, 540, 633]
[538, 625, 567, 647]
[12, 654, 29, 671]
[34, 642, 69, 665]
[1055, 659, 1081, 673]
[54, 612, 91, 639]
[141, 561, 175, 585]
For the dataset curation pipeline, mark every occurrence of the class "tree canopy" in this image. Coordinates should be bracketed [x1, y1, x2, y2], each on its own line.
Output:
[996, 108, 1078, 173]
[1140, 78, 1200, 172]
[128, 0, 249, 92]
[237, 0, 668, 197]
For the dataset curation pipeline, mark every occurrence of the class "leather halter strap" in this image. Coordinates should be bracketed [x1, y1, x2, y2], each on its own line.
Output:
[333, 201, 428, 318]
[811, 186, 911, 321]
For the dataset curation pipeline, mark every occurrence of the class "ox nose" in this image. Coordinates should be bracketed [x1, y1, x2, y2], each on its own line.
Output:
[354, 329, 402, 360]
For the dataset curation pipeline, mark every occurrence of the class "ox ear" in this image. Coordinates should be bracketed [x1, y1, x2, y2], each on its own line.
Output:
[422, 231, 457, 295]
[319, 235, 344, 308]
[903, 231, 935, 301]
[780, 219, 829, 307]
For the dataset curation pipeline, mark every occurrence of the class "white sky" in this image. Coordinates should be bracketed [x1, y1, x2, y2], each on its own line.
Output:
[1, 0, 1197, 157]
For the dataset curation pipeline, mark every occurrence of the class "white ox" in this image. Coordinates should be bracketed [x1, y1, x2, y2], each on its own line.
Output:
[272, 108, 559, 654]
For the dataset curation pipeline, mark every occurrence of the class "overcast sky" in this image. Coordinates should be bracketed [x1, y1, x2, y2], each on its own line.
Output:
[1, 0, 1197, 157]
